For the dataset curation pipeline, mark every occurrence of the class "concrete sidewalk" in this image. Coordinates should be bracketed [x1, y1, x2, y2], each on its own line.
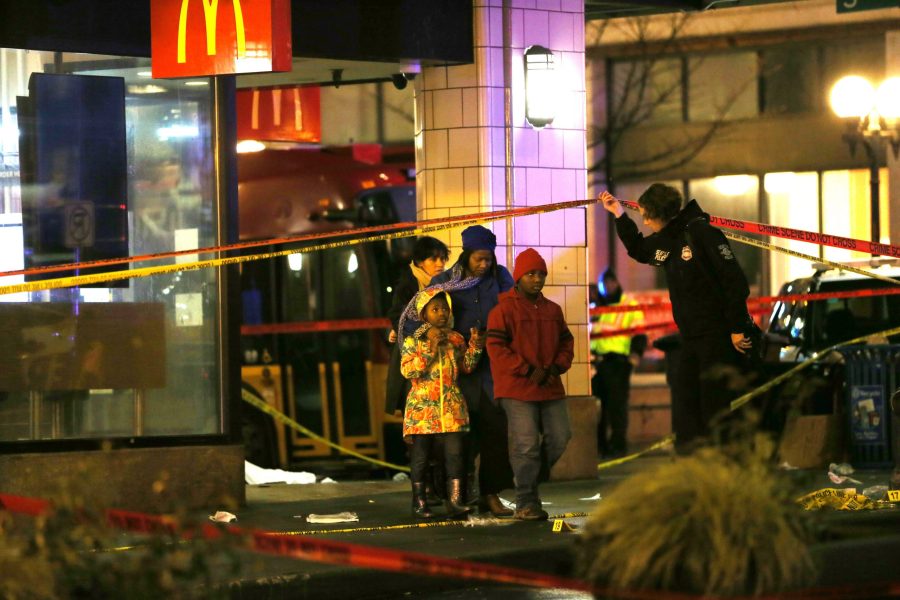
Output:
[212, 456, 899, 599]
[221, 476, 604, 599]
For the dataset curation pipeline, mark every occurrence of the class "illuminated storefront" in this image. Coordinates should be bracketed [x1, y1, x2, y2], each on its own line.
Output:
[0, 0, 472, 510]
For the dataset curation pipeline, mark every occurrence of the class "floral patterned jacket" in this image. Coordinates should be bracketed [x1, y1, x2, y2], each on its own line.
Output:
[400, 323, 482, 436]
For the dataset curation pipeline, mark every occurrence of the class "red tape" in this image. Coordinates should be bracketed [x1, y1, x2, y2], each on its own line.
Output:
[590, 322, 677, 340]
[247, 529, 598, 593]
[0, 199, 594, 279]
[242, 317, 391, 336]
[2, 492, 899, 599]
[242, 288, 888, 339]
[620, 199, 900, 258]
[0, 492, 596, 595]
[590, 307, 768, 340]
[591, 287, 900, 316]
[0, 492, 50, 516]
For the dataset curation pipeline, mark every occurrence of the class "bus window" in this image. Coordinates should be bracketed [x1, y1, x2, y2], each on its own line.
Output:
[371, 240, 411, 317]
[321, 247, 372, 320]
[388, 187, 416, 222]
[283, 252, 317, 322]
[241, 258, 277, 325]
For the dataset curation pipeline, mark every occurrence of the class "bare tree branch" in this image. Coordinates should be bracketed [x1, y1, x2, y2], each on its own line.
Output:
[588, 12, 765, 184]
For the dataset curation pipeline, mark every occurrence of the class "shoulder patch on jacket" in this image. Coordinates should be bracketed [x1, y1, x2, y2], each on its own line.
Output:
[718, 244, 734, 260]
[654, 249, 670, 262]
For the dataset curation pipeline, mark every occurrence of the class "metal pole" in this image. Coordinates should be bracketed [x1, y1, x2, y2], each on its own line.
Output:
[870, 157, 880, 246]
[862, 137, 880, 251]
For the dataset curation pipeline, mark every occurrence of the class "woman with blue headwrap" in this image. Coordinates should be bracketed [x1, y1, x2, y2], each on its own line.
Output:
[399, 224, 515, 516]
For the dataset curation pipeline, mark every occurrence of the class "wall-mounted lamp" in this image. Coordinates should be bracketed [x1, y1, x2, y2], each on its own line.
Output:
[524, 45, 556, 129]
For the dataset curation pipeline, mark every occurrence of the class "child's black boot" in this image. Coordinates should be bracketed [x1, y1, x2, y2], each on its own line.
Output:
[411, 482, 434, 518]
[445, 479, 472, 518]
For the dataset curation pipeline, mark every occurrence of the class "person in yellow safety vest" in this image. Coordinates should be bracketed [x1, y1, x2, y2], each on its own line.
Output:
[590, 269, 647, 458]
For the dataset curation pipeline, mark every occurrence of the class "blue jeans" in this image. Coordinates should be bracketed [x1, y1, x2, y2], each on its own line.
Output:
[499, 398, 571, 510]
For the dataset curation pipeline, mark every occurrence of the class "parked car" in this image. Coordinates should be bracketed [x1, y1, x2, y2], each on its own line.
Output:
[765, 265, 900, 362]
[759, 264, 900, 437]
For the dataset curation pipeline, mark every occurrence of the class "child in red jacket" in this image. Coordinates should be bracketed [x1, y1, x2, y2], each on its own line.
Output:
[485, 248, 574, 520]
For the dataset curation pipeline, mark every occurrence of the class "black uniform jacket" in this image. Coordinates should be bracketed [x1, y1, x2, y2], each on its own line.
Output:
[387, 268, 419, 332]
[384, 267, 418, 414]
[614, 199, 751, 339]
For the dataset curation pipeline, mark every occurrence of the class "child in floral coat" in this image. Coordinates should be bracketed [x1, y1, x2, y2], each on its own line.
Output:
[401, 288, 484, 518]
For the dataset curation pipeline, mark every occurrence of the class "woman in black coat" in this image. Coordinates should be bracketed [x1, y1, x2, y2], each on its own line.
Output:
[385, 236, 450, 414]
[385, 237, 450, 507]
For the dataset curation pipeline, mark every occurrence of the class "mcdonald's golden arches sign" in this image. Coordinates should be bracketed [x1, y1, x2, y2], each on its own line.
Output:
[151, 0, 291, 78]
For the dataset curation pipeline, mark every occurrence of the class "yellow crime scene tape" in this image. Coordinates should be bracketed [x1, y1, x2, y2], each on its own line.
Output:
[590, 205, 900, 473]
[796, 487, 898, 511]
[287, 520, 472, 535]
[9, 193, 894, 514]
[0, 198, 596, 296]
[242, 388, 410, 473]
[597, 435, 675, 470]
[281, 511, 590, 536]
[218, 197, 896, 488]
[729, 324, 900, 412]
[113, 512, 593, 546]
[619, 199, 900, 286]
[96, 510, 593, 546]
[724, 231, 900, 286]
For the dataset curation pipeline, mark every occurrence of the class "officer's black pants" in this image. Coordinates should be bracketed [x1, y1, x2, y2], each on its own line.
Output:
[672, 332, 742, 452]
[592, 354, 632, 456]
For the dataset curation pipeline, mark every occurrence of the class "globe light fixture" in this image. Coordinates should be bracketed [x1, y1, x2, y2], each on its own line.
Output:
[829, 74, 900, 247]
[875, 77, 900, 120]
[524, 45, 556, 129]
[829, 75, 875, 118]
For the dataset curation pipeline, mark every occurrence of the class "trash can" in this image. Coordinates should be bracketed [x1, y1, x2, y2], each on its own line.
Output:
[839, 345, 900, 468]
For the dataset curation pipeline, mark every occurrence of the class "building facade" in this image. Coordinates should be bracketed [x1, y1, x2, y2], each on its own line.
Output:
[0, 0, 599, 506]
[587, 0, 900, 296]
[0, 0, 475, 510]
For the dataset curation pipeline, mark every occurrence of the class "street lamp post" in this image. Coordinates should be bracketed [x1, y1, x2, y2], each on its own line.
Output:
[829, 75, 900, 249]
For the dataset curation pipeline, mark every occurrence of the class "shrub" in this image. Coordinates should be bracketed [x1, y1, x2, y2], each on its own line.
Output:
[576, 436, 815, 598]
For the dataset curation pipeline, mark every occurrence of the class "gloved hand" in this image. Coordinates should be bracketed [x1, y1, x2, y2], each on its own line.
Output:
[528, 365, 547, 385]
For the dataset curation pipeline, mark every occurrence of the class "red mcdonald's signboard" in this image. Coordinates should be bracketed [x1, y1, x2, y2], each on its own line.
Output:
[236, 86, 321, 143]
[151, 0, 292, 78]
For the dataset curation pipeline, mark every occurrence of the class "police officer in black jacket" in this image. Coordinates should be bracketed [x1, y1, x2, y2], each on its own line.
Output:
[600, 184, 755, 452]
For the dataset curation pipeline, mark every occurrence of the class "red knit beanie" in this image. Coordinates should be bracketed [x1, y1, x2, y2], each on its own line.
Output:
[513, 248, 547, 282]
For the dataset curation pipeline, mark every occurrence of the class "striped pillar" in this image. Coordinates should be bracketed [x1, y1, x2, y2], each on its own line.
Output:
[413, 0, 590, 397]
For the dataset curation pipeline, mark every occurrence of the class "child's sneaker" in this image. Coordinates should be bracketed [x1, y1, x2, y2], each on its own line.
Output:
[513, 505, 549, 521]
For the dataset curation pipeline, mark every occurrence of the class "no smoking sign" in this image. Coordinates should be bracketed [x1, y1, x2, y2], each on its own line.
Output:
[64, 201, 95, 248]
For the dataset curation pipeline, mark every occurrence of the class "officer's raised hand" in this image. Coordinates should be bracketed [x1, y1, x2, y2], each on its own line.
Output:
[599, 191, 624, 217]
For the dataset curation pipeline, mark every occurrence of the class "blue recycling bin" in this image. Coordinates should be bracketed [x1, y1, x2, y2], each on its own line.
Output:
[839, 345, 900, 468]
